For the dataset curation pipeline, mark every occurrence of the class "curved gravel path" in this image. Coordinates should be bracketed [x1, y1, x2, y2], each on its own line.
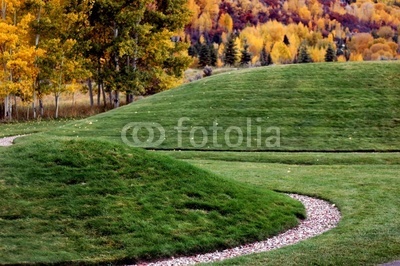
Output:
[0, 135, 23, 147]
[134, 194, 341, 266]
[0, 136, 341, 266]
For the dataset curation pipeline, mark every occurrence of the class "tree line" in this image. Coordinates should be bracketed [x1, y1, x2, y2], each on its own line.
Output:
[0, 0, 191, 120]
[185, 0, 400, 67]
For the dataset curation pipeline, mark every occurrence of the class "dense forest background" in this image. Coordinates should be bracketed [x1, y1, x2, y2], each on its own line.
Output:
[185, 0, 400, 66]
[1, 0, 399, 120]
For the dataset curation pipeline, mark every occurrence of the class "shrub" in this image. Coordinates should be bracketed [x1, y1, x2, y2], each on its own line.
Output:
[203, 66, 213, 77]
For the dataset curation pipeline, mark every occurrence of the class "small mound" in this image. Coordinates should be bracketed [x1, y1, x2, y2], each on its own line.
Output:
[0, 137, 304, 265]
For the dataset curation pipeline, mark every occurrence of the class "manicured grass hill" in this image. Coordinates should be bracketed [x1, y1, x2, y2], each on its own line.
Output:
[50, 61, 400, 151]
[0, 137, 304, 264]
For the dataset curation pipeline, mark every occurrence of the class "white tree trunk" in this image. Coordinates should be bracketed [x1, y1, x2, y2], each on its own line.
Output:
[32, 90, 37, 119]
[114, 90, 120, 108]
[55, 94, 60, 119]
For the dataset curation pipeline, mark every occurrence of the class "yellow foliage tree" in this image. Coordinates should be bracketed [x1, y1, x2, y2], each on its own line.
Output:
[240, 27, 264, 56]
[348, 33, 374, 55]
[271, 41, 292, 64]
[349, 53, 364, 61]
[218, 13, 233, 33]
[299, 6, 312, 21]
[0, 1, 41, 119]
[309, 47, 326, 62]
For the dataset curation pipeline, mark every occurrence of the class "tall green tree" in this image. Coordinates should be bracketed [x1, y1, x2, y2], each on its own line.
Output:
[87, 0, 192, 104]
[240, 39, 252, 66]
[298, 44, 312, 63]
[224, 34, 238, 66]
[260, 44, 271, 66]
[325, 44, 337, 62]
[209, 44, 217, 66]
[28, 0, 90, 116]
[199, 44, 211, 67]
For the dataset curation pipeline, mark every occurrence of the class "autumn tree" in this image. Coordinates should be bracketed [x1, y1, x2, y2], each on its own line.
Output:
[348, 33, 374, 56]
[38, 38, 89, 118]
[218, 13, 233, 33]
[377, 26, 394, 41]
[271, 41, 292, 64]
[87, 0, 192, 103]
[0, 0, 42, 119]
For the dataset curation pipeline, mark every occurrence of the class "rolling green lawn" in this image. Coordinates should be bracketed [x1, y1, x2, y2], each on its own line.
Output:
[45, 61, 400, 151]
[1, 61, 400, 265]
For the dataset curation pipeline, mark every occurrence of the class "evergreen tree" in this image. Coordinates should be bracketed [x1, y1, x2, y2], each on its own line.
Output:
[223, 34, 238, 66]
[260, 49, 267, 66]
[240, 39, 252, 66]
[188, 46, 197, 57]
[199, 44, 211, 67]
[325, 44, 337, 62]
[298, 45, 312, 63]
[209, 45, 217, 66]
[283, 35, 290, 46]
[260, 44, 271, 66]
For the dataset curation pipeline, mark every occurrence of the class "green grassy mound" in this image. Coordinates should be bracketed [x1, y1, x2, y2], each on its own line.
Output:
[0, 137, 304, 264]
[50, 61, 400, 151]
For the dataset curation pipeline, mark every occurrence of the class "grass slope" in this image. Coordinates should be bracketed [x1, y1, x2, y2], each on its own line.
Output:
[0, 137, 304, 264]
[49, 61, 400, 151]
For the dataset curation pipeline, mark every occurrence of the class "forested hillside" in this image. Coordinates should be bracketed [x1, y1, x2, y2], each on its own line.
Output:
[185, 0, 400, 66]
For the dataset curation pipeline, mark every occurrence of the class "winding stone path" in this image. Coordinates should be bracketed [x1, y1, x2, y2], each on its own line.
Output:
[0, 135, 23, 147]
[133, 194, 341, 266]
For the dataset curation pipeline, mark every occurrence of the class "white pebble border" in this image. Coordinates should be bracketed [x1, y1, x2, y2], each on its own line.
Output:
[133, 194, 341, 266]
[0, 136, 341, 266]
[0, 135, 23, 147]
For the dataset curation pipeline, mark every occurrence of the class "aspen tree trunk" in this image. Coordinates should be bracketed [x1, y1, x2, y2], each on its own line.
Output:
[4, 95, 9, 119]
[8, 95, 12, 120]
[108, 90, 113, 106]
[113, 23, 120, 109]
[97, 82, 101, 106]
[101, 83, 107, 107]
[88, 78, 94, 107]
[39, 99, 44, 117]
[33, 5, 41, 120]
[32, 90, 37, 119]
[14, 94, 17, 120]
[4, 94, 12, 120]
[55, 94, 60, 119]
[55, 55, 64, 119]
[114, 90, 120, 108]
